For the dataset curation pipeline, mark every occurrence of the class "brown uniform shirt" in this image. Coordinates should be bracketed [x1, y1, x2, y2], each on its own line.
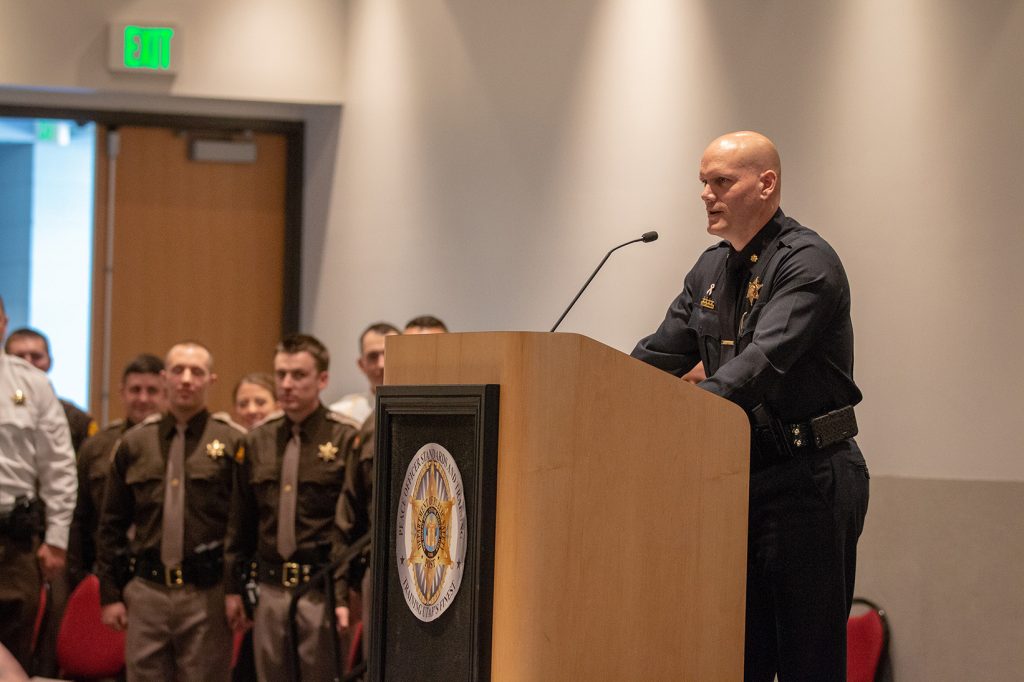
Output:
[60, 398, 97, 453]
[68, 419, 130, 582]
[225, 404, 357, 600]
[95, 410, 245, 604]
[333, 417, 375, 606]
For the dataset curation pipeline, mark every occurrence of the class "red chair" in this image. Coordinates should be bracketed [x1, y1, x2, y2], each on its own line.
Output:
[56, 574, 125, 680]
[847, 597, 889, 682]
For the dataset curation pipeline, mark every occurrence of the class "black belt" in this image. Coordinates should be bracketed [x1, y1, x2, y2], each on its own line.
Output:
[785, 406, 858, 450]
[133, 553, 223, 589]
[258, 560, 327, 589]
[751, 405, 858, 471]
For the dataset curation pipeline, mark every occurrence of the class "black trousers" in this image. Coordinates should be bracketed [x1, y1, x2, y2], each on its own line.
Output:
[743, 440, 870, 682]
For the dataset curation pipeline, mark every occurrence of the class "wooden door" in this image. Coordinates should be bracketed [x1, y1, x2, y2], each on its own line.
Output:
[90, 126, 289, 420]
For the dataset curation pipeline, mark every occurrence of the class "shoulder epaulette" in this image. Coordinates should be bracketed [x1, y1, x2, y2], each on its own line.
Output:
[141, 413, 163, 426]
[211, 411, 247, 434]
[103, 418, 126, 432]
[326, 409, 362, 430]
[254, 410, 285, 428]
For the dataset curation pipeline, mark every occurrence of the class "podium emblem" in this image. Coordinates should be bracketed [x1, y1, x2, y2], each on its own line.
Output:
[396, 442, 467, 622]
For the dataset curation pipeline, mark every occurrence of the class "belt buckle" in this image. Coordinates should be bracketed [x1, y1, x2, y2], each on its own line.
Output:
[165, 565, 184, 588]
[282, 562, 300, 588]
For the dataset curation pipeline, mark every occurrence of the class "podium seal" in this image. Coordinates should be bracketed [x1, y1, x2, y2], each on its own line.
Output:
[396, 442, 468, 622]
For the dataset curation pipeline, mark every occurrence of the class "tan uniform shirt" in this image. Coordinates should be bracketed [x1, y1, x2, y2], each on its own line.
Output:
[68, 419, 129, 579]
[95, 409, 245, 604]
[0, 352, 77, 548]
[226, 404, 357, 599]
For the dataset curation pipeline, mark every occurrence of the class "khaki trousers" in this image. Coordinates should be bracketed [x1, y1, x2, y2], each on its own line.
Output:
[122, 577, 232, 682]
[253, 583, 339, 682]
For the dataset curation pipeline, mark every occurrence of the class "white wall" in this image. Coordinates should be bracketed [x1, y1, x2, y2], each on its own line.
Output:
[311, 0, 1024, 483]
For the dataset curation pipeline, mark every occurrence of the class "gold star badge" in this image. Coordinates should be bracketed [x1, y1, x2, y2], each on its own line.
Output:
[746, 276, 763, 306]
[12, 389, 26, 406]
[318, 442, 339, 462]
[206, 439, 226, 459]
[750, 253, 759, 263]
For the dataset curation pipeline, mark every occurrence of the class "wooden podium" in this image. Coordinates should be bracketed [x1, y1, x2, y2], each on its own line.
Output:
[374, 332, 750, 680]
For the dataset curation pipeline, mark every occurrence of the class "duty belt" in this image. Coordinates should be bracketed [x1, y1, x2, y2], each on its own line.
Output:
[750, 405, 858, 471]
[259, 561, 326, 589]
[133, 553, 223, 589]
[784, 406, 858, 450]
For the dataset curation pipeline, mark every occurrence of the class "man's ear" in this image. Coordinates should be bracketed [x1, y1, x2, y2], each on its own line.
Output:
[759, 170, 778, 198]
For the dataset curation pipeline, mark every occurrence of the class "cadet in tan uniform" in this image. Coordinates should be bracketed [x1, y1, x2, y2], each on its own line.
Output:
[225, 333, 357, 682]
[68, 354, 165, 584]
[95, 341, 244, 681]
[0, 296, 77, 671]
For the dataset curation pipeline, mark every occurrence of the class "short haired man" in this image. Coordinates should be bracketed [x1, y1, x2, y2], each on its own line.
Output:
[631, 132, 869, 680]
[4, 328, 97, 452]
[69, 354, 166, 584]
[403, 314, 448, 335]
[0, 296, 77, 669]
[226, 334, 358, 681]
[96, 342, 244, 680]
[328, 322, 400, 427]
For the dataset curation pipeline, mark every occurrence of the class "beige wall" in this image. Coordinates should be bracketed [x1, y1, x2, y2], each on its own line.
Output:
[3, 1, 1023, 678]
[314, 0, 1024, 484]
[0, 0, 347, 103]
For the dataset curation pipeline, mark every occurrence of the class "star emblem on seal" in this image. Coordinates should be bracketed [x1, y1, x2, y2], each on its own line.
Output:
[206, 439, 226, 459]
[318, 442, 339, 462]
[746, 276, 763, 306]
[408, 464, 455, 598]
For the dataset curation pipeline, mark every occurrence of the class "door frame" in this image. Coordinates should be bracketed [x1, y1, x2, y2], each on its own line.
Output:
[0, 103, 304, 335]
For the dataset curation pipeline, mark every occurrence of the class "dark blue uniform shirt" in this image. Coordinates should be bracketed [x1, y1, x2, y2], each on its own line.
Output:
[631, 209, 862, 424]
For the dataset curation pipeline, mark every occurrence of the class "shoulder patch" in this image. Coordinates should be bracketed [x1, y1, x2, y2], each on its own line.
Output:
[211, 411, 247, 434]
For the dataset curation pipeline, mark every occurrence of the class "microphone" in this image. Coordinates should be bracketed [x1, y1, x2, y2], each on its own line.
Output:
[550, 231, 659, 332]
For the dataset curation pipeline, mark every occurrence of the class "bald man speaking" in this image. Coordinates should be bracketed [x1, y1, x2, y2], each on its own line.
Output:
[632, 131, 869, 680]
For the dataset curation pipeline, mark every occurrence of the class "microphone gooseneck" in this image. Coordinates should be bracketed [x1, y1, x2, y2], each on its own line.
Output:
[549, 231, 659, 333]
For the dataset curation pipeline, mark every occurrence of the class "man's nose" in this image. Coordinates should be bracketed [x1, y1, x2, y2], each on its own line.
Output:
[701, 184, 714, 203]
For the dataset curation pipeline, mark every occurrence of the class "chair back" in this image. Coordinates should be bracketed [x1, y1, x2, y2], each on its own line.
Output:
[56, 574, 125, 679]
[847, 597, 889, 682]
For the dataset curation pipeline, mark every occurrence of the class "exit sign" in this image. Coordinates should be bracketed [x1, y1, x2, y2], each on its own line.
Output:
[108, 22, 180, 74]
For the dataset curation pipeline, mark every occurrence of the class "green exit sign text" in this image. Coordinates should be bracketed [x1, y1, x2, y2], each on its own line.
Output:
[108, 22, 180, 74]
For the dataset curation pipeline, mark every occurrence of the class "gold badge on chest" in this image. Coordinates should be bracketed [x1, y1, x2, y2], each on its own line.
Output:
[206, 439, 226, 459]
[746, 277, 762, 307]
[12, 389, 26, 406]
[318, 442, 339, 462]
